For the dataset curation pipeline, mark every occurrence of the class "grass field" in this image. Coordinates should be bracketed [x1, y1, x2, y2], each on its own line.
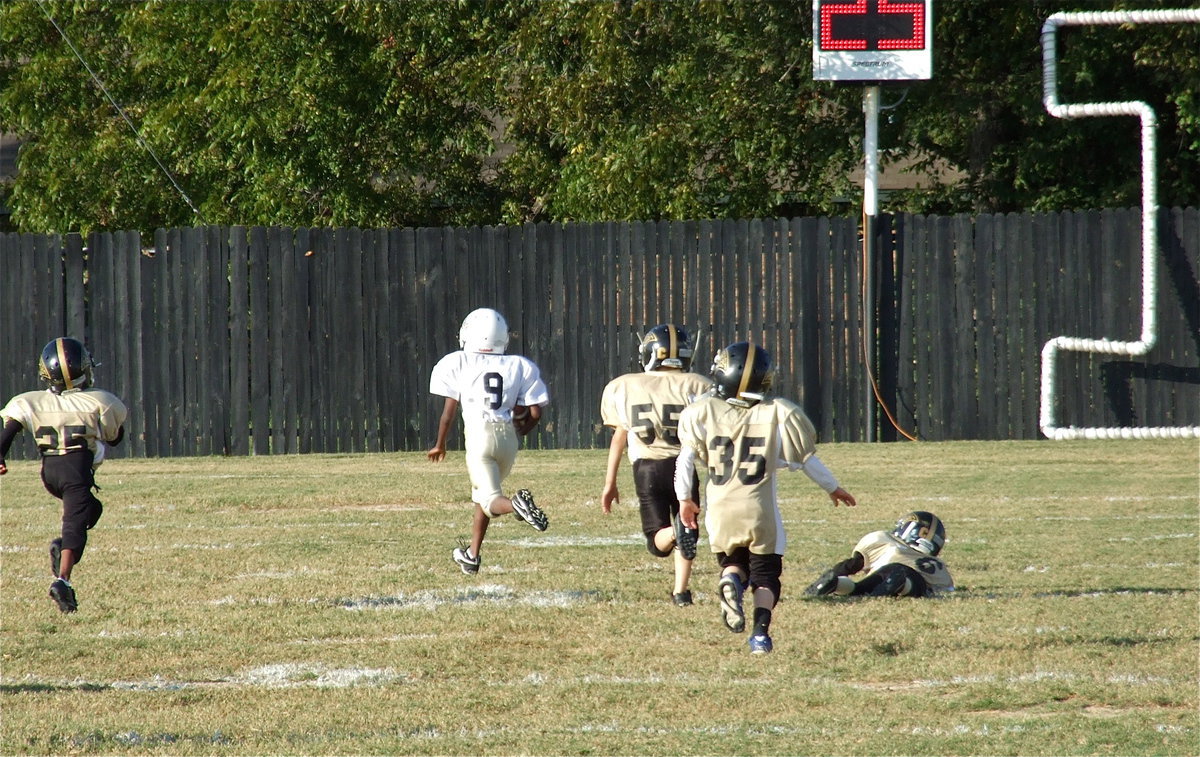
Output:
[1, 439, 1196, 756]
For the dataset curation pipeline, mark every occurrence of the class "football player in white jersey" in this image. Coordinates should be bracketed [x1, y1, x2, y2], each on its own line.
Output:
[599, 324, 714, 606]
[675, 341, 856, 654]
[805, 511, 955, 598]
[0, 337, 128, 613]
[428, 308, 551, 575]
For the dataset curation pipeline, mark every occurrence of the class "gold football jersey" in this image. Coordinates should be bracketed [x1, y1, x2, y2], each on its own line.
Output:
[678, 395, 819, 554]
[853, 530, 955, 592]
[600, 371, 713, 462]
[1, 388, 128, 461]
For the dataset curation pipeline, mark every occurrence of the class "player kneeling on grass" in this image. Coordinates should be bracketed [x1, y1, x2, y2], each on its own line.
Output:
[0, 337, 128, 614]
[805, 511, 954, 598]
[599, 324, 713, 607]
[428, 308, 550, 575]
[675, 342, 856, 655]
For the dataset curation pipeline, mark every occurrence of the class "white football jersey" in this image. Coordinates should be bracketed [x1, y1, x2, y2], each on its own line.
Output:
[600, 371, 713, 462]
[677, 394, 819, 554]
[1, 388, 128, 464]
[429, 351, 549, 428]
[852, 530, 955, 593]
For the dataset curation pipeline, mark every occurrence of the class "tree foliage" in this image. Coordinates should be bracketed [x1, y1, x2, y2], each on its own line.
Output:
[0, 0, 1196, 233]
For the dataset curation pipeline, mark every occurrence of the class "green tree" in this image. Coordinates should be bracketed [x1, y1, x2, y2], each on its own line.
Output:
[1, 0, 1196, 233]
[0, 1, 503, 232]
[491, 0, 863, 222]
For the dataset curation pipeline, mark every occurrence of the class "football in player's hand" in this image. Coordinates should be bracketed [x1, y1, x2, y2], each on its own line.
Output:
[513, 405, 537, 436]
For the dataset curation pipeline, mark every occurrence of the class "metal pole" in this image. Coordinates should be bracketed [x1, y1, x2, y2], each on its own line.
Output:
[863, 85, 880, 442]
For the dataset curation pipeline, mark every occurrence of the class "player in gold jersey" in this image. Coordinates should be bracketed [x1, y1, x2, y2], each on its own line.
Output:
[600, 324, 713, 606]
[805, 511, 955, 598]
[675, 341, 856, 654]
[0, 338, 128, 613]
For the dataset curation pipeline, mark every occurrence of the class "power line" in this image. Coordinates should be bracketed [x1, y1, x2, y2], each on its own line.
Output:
[35, 0, 206, 224]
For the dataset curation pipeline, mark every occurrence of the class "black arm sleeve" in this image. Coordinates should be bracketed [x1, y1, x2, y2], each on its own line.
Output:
[831, 552, 865, 577]
[109, 426, 125, 447]
[0, 418, 25, 459]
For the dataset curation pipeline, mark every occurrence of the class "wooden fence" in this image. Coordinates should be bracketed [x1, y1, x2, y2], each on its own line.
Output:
[1, 208, 1196, 459]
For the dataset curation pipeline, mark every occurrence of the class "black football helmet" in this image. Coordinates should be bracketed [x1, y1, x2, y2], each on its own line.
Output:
[893, 511, 946, 556]
[639, 324, 694, 372]
[39, 337, 95, 394]
[710, 341, 774, 407]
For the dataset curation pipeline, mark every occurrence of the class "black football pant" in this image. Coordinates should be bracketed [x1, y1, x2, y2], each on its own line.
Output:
[855, 563, 930, 597]
[40, 451, 103, 561]
[633, 457, 698, 557]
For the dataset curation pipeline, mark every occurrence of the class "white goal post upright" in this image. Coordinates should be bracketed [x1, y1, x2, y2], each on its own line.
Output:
[1038, 8, 1200, 440]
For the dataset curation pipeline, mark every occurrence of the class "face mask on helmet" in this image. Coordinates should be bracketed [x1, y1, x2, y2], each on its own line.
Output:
[39, 337, 95, 394]
[639, 324, 694, 372]
[458, 308, 510, 354]
[710, 341, 774, 407]
[893, 511, 945, 556]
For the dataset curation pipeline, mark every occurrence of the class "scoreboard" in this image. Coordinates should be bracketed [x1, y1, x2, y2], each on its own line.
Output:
[812, 0, 932, 81]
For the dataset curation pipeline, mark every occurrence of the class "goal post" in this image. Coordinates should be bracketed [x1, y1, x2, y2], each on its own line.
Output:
[1038, 8, 1200, 440]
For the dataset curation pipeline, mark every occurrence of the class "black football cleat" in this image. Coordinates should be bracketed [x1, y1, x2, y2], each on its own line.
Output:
[673, 513, 698, 561]
[49, 578, 78, 613]
[510, 489, 548, 532]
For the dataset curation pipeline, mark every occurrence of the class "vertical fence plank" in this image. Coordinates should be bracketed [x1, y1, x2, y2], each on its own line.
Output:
[38, 234, 65, 342]
[930, 215, 954, 440]
[209, 226, 232, 455]
[349, 227, 368, 452]
[526, 222, 554, 448]
[791, 218, 818, 423]
[138, 233, 161, 458]
[228, 226, 250, 456]
[120, 231, 145, 458]
[1, 236, 33, 458]
[389, 227, 415, 450]
[989, 214, 1013, 437]
[267, 226, 290, 454]
[971, 215, 997, 439]
[144, 230, 166, 457]
[362, 228, 383, 454]
[248, 227, 270, 455]
[561, 223, 581, 449]
[181, 228, 206, 456]
[1162, 208, 1200, 423]
[177, 228, 198, 456]
[834, 217, 858, 440]
[294, 228, 314, 454]
[875, 214, 899, 441]
[762, 219, 781, 378]
[1056, 211, 1081, 428]
[374, 227, 397, 452]
[842, 216, 864, 441]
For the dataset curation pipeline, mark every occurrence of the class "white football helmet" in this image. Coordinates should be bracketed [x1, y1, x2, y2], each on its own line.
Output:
[458, 308, 509, 354]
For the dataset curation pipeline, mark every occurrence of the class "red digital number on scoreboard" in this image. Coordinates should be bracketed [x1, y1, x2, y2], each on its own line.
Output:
[818, 0, 926, 51]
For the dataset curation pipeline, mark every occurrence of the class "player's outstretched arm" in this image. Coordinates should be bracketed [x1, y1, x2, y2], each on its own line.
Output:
[829, 487, 857, 507]
[427, 397, 459, 462]
[0, 419, 25, 475]
[673, 447, 701, 529]
[600, 427, 628, 514]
